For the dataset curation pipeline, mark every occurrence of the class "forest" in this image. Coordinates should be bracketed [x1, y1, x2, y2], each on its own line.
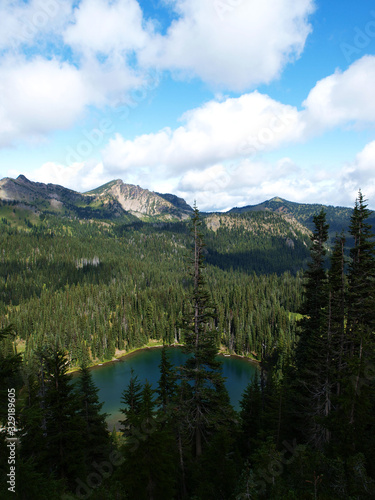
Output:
[0, 192, 375, 499]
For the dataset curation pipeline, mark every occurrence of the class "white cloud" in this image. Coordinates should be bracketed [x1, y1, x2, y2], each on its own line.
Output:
[303, 55, 375, 130]
[0, 0, 149, 147]
[337, 141, 375, 204]
[0, 56, 93, 146]
[0, 0, 73, 50]
[0, 53, 145, 147]
[29, 160, 108, 193]
[102, 92, 303, 173]
[0, 0, 315, 147]
[140, 0, 315, 90]
[64, 0, 152, 56]
[101, 55, 375, 193]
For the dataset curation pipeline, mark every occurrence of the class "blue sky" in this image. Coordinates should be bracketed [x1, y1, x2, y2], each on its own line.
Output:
[1, 0, 375, 210]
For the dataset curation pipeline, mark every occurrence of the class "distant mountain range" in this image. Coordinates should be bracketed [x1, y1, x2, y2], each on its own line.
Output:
[228, 196, 367, 241]
[0, 175, 193, 222]
[0, 175, 373, 241]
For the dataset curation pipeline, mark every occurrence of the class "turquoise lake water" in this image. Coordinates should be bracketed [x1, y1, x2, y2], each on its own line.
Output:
[81, 347, 258, 429]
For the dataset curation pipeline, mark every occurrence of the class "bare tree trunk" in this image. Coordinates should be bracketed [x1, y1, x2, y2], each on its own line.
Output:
[177, 429, 187, 498]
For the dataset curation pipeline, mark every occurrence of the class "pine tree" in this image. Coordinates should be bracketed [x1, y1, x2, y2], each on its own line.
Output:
[328, 232, 347, 399]
[239, 371, 263, 456]
[156, 345, 177, 415]
[325, 232, 349, 450]
[119, 381, 177, 500]
[342, 191, 375, 456]
[76, 364, 111, 467]
[0, 325, 22, 499]
[119, 367, 142, 437]
[294, 210, 330, 448]
[20, 349, 87, 490]
[178, 204, 233, 459]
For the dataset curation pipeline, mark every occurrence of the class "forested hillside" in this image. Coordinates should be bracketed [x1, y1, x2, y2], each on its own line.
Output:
[1, 187, 374, 499]
[229, 196, 375, 244]
[0, 209, 305, 369]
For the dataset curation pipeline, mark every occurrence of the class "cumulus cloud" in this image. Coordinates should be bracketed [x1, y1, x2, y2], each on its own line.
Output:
[0, 56, 92, 146]
[63, 0, 152, 56]
[28, 160, 109, 193]
[0, 0, 72, 51]
[0, 0, 150, 146]
[101, 55, 375, 197]
[140, 0, 315, 90]
[102, 92, 303, 173]
[0, 53, 144, 147]
[0, 0, 316, 147]
[173, 157, 308, 211]
[303, 55, 375, 130]
[337, 141, 375, 204]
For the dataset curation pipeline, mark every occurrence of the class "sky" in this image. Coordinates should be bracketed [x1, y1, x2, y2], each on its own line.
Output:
[1, 0, 375, 211]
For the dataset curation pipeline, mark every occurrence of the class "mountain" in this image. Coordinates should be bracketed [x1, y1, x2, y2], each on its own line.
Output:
[202, 210, 312, 274]
[228, 196, 375, 242]
[0, 174, 138, 223]
[1, 175, 373, 241]
[0, 175, 193, 224]
[86, 179, 193, 220]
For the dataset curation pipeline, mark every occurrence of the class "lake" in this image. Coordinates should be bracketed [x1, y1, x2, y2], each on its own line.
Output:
[82, 347, 258, 429]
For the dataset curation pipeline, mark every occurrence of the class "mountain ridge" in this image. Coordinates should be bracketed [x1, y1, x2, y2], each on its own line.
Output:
[0, 175, 193, 222]
[1, 175, 373, 239]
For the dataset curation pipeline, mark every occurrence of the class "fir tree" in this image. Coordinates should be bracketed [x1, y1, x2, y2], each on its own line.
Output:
[20, 349, 87, 490]
[294, 210, 330, 448]
[119, 367, 142, 437]
[342, 191, 375, 457]
[0, 325, 22, 499]
[76, 364, 111, 467]
[178, 204, 233, 459]
[156, 345, 177, 416]
[119, 381, 177, 499]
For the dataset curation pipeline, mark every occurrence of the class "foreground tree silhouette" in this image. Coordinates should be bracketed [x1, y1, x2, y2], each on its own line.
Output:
[178, 204, 233, 460]
[294, 209, 330, 447]
[76, 364, 112, 468]
[340, 191, 375, 461]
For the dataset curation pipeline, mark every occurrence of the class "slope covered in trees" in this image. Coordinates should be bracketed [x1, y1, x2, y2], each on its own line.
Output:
[1, 192, 375, 498]
[0, 211, 305, 369]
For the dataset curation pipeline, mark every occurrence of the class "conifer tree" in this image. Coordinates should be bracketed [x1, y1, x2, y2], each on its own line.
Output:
[156, 345, 177, 415]
[178, 204, 233, 459]
[76, 364, 111, 467]
[342, 191, 375, 455]
[20, 349, 87, 489]
[0, 325, 22, 499]
[294, 210, 330, 448]
[119, 381, 177, 500]
[328, 232, 347, 397]
[119, 367, 142, 437]
[239, 371, 262, 456]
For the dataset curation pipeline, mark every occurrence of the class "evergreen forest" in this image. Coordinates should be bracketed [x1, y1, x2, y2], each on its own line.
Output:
[1, 192, 375, 499]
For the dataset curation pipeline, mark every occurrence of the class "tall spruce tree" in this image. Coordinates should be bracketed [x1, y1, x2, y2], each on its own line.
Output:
[325, 232, 349, 450]
[343, 191, 375, 456]
[20, 349, 87, 490]
[119, 381, 177, 500]
[119, 367, 142, 437]
[294, 209, 330, 448]
[178, 204, 233, 460]
[0, 325, 22, 499]
[156, 345, 177, 416]
[76, 364, 111, 467]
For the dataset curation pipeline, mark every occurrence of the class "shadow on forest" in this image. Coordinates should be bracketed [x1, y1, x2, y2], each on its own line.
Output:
[204, 247, 310, 275]
[0, 259, 116, 306]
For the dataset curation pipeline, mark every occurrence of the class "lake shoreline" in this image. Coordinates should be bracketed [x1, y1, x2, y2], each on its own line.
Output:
[69, 343, 259, 375]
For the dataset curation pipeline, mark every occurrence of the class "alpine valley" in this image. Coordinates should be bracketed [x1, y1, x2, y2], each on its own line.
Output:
[1, 176, 375, 499]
